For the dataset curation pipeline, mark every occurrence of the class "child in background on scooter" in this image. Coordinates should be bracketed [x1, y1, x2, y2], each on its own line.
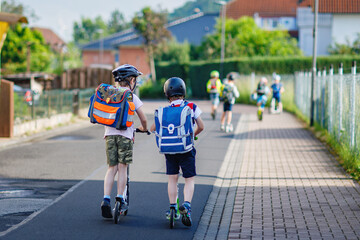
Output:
[253, 77, 270, 120]
[220, 73, 239, 132]
[270, 74, 285, 113]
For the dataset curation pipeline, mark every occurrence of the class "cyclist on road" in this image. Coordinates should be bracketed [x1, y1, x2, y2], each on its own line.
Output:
[206, 70, 222, 120]
[150, 77, 204, 227]
[100, 64, 148, 218]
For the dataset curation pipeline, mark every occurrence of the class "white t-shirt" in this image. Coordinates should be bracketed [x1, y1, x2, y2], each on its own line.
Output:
[104, 87, 143, 140]
[169, 99, 202, 120]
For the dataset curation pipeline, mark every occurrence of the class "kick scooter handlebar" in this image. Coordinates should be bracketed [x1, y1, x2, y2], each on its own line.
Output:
[135, 128, 151, 135]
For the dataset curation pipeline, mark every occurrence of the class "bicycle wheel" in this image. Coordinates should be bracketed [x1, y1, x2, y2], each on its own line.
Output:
[114, 201, 121, 224]
[169, 208, 175, 229]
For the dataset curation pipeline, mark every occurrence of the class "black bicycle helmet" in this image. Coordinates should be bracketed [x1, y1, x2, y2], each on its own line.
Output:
[164, 77, 186, 98]
[112, 64, 142, 82]
[227, 73, 235, 81]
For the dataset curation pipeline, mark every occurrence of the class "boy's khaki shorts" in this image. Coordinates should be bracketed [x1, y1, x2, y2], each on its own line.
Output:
[105, 135, 133, 166]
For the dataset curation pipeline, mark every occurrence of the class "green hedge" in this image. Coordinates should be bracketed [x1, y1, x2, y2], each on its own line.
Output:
[155, 55, 360, 98]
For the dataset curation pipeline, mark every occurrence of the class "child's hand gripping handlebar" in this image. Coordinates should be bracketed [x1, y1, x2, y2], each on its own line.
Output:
[135, 128, 151, 135]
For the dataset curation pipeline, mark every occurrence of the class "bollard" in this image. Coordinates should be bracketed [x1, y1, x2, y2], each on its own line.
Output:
[328, 65, 333, 134]
[350, 61, 356, 148]
[338, 63, 343, 141]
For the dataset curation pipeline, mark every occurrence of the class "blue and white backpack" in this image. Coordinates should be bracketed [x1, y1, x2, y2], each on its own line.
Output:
[154, 102, 195, 154]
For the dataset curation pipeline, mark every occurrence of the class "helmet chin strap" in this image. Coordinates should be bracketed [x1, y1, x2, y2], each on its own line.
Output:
[126, 80, 137, 92]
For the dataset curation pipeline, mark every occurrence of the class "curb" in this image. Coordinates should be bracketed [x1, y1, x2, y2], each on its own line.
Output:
[194, 114, 249, 240]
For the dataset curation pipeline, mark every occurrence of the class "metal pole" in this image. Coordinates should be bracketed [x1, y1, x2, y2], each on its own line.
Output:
[321, 67, 326, 127]
[100, 37, 104, 65]
[310, 0, 319, 127]
[350, 61, 356, 147]
[220, 3, 226, 78]
[317, 70, 321, 123]
[338, 63, 343, 141]
[328, 64, 333, 133]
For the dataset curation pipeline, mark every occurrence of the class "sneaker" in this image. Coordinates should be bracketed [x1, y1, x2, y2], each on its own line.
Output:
[101, 199, 113, 218]
[179, 203, 192, 227]
[115, 197, 128, 212]
[211, 112, 215, 120]
[220, 124, 225, 131]
[225, 124, 233, 133]
[166, 207, 180, 220]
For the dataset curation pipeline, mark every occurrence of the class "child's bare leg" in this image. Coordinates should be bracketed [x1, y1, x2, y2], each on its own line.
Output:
[117, 163, 128, 196]
[220, 111, 226, 125]
[168, 174, 179, 203]
[226, 111, 233, 125]
[184, 176, 195, 203]
[104, 165, 117, 196]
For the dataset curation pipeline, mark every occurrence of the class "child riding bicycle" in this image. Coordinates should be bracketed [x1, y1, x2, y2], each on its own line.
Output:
[150, 77, 204, 227]
[100, 64, 148, 218]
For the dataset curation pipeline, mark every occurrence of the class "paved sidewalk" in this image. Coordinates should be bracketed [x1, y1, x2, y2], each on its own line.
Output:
[227, 107, 360, 239]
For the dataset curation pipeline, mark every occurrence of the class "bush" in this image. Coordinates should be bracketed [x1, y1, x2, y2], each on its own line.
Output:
[139, 79, 166, 99]
[156, 55, 360, 98]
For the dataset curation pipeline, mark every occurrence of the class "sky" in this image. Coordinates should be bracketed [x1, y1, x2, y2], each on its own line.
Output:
[15, 0, 191, 42]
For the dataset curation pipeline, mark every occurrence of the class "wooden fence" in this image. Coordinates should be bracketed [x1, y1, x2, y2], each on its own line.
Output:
[60, 67, 113, 89]
[0, 79, 14, 137]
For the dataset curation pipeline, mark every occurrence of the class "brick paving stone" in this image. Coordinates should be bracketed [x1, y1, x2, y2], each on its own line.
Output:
[227, 108, 360, 240]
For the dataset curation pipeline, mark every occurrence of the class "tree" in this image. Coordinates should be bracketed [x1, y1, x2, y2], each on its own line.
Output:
[73, 16, 106, 44]
[197, 17, 302, 60]
[1, 0, 37, 21]
[169, 0, 226, 20]
[108, 10, 129, 34]
[1, 24, 53, 74]
[132, 7, 171, 81]
[155, 39, 190, 64]
[73, 10, 129, 44]
[328, 33, 360, 55]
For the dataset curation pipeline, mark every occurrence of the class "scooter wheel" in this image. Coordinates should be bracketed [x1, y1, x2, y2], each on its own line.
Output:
[114, 201, 121, 224]
[169, 208, 175, 229]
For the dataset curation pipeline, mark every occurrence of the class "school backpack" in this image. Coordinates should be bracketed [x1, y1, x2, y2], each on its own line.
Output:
[222, 84, 235, 103]
[88, 83, 135, 130]
[154, 102, 194, 154]
[257, 82, 266, 95]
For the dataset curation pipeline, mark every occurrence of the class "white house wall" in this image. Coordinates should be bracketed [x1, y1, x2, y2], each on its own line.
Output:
[297, 7, 332, 56]
[332, 14, 360, 45]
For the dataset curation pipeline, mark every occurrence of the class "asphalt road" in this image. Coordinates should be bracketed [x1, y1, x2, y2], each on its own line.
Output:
[0, 110, 239, 240]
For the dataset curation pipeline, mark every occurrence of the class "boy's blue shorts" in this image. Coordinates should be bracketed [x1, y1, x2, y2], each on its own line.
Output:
[223, 102, 233, 112]
[209, 93, 220, 107]
[273, 94, 281, 103]
[165, 148, 196, 178]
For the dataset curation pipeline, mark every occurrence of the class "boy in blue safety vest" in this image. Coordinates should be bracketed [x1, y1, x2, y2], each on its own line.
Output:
[150, 77, 204, 227]
[100, 64, 148, 218]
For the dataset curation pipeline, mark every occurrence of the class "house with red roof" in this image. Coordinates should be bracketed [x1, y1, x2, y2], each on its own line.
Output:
[32, 27, 66, 53]
[80, 12, 218, 74]
[225, 0, 299, 38]
[225, 0, 360, 55]
[297, 0, 360, 55]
